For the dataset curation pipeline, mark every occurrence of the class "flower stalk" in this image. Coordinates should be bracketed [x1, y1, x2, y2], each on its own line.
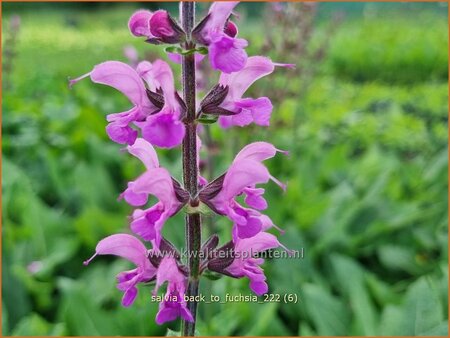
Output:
[181, 2, 201, 336]
[73, 2, 293, 335]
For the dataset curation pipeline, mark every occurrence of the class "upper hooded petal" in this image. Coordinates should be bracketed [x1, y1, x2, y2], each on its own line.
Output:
[199, 1, 240, 43]
[137, 59, 175, 97]
[93, 234, 149, 267]
[234, 141, 286, 163]
[235, 232, 280, 254]
[136, 61, 158, 92]
[131, 167, 178, 207]
[151, 60, 178, 108]
[220, 159, 270, 200]
[127, 138, 159, 169]
[219, 56, 275, 101]
[137, 59, 180, 115]
[90, 61, 151, 109]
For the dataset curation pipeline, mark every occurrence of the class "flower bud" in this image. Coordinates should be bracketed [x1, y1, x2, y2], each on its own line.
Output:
[199, 84, 237, 117]
[128, 10, 153, 37]
[201, 234, 220, 260]
[207, 241, 236, 275]
[150, 10, 185, 44]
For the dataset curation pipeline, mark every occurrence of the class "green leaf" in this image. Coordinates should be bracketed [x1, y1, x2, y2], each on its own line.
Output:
[196, 46, 209, 55]
[164, 46, 183, 54]
[302, 284, 351, 335]
[406, 277, 445, 335]
[379, 305, 408, 335]
[2, 302, 9, 336]
[164, 46, 206, 56]
[198, 116, 219, 124]
[11, 313, 51, 336]
[180, 49, 196, 56]
[331, 255, 378, 335]
[246, 303, 289, 335]
[377, 245, 423, 275]
[57, 278, 119, 335]
[420, 322, 449, 336]
[380, 277, 447, 336]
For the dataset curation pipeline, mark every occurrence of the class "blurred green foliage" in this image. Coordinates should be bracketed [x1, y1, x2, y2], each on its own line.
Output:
[329, 14, 448, 83]
[2, 2, 448, 336]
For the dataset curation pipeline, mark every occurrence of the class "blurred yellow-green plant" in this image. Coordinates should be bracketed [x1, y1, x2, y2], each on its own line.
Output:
[2, 2, 448, 336]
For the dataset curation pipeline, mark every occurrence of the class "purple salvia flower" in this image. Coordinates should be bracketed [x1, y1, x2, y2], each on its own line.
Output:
[226, 141, 288, 190]
[84, 234, 193, 324]
[226, 230, 281, 295]
[217, 56, 295, 128]
[204, 142, 287, 238]
[125, 168, 184, 246]
[69, 61, 158, 145]
[119, 137, 160, 205]
[75, 3, 292, 330]
[119, 139, 184, 245]
[135, 59, 186, 148]
[193, 1, 248, 73]
[149, 10, 185, 44]
[70, 60, 186, 148]
[83, 234, 157, 307]
[129, 9, 185, 44]
[154, 256, 194, 324]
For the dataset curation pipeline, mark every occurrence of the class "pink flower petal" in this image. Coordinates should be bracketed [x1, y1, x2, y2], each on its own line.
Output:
[234, 141, 287, 163]
[235, 97, 273, 127]
[122, 286, 138, 307]
[197, 1, 240, 44]
[121, 185, 148, 207]
[219, 56, 275, 100]
[140, 113, 185, 149]
[130, 205, 163, 242]
[127, 138, 159, 169]
[149, 10, 175, 38]
[90, 234, 148, 267]
[155, 257, 185, 289]
[130, 167, 176, 207]
[221, 159, 270, 200]
[209, 34, 248, 73]
[106, 123, 138, 145]
[129, 10, 153, 37]
[243, 187, 267, 210]
[90, 61, 151, 109]
[250, 280, 268, 296]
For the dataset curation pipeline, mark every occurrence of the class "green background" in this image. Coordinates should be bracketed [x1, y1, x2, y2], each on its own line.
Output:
[2, 2, 448, 336]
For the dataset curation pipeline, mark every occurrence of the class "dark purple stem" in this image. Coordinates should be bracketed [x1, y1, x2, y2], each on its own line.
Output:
[181, 2, 201, 336]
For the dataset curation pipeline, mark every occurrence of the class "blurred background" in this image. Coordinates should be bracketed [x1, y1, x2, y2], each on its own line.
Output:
[1, 1, 448, 336]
